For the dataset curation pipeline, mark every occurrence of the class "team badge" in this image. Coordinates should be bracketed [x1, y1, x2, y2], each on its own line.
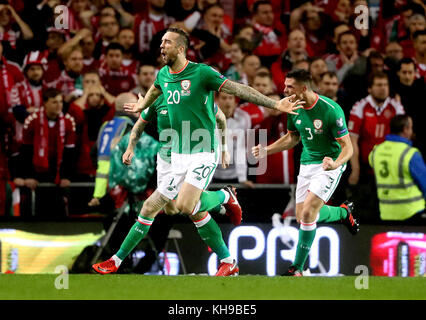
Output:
[313, 119, 323, 129]
[181, 80, 191, 90]
[336, 117, 344, 127]
[160, 109, 168, 115]
[181, 80, 191, 96]
[384, 109, 393, 119]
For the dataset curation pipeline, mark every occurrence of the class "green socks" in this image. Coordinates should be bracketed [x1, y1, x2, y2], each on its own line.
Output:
[317, 205, 347, 223]
[293, 221, 317, 271]
[196, 190, 227, 213]
[193, 213, 230, 261]
[116, 215, 154, 260]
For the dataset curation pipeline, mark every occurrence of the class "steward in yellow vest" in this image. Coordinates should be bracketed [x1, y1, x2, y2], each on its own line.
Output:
[369, 115, 425, 221]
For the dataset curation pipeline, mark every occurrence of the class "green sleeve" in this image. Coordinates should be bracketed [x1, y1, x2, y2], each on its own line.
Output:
[140, 103, 157, 123]
[153, 69, 163, 91]
[200, 64, 228, 91]
[287, 115, 297, 132]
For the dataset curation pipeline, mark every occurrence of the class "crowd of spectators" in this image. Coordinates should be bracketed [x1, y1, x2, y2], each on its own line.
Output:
[0, 0, 425, 221]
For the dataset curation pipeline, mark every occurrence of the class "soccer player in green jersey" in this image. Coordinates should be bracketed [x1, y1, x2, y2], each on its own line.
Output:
[96, 27, 303, 276]
[92, 92, 240, 275]
[252, 69, 360, 276]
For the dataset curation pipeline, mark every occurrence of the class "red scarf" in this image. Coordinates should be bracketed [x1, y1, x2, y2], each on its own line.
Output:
[33, 107, 66, 184]
[1, 57, 14, 107]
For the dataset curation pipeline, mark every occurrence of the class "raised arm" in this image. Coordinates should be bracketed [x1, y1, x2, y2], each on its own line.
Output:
[220, 80, 305, 115]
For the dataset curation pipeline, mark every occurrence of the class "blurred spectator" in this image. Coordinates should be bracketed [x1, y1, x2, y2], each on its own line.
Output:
[392, 57, 426, 154]
[347, 72, 405, 221]
[67, 79, 115, 181]
[98, 42, 136, 96]
[132, 63, 157, 97]
[213, 91, 253, 188]
[58, 28, 97, 74]
[10, 51, 47, 144]
[413, 29, 426, 81]
[369, 114, 425, 224]
[290, 1, 333, 57]
[308, 56, 328, 91]
[93, 14, 120, 59]
[133, 0, 174, 54]
[324, 30, 361, 83]
[15, 88, 76, 218]
[42, 27, 67, 83]
[251, 0, 284, 68]
[254, 93, 295, 184]
[66, 0, 93, 34]
[81, 70, 115, 106]
[0, 1, 34, 62]
[384, 41, 404, 73]
[326, 22, 350, 55]
[117, 27, 139, 75]
[240, 53, 261, 86]
[400, 13, 426, 58]
[0, 41, 24, 116]
[240, 72, 271, 128]
[166, 0, 198, 21]
[271, 29, 308, 94]
[47, 45, 84, 102]
[224, 37, 252, 82]
[342, 50, 386, 108]
[317, 71, 350, 119]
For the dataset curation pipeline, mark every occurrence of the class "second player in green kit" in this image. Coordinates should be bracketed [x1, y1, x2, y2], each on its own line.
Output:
[253, 69, 360, 276]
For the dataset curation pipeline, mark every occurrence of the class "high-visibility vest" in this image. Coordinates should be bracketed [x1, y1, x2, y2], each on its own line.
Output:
[369, 140, 425, 220]
[93, 116, 134, 199]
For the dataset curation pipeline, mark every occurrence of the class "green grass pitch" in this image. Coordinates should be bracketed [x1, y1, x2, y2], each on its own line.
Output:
[0, 274, 425, 300]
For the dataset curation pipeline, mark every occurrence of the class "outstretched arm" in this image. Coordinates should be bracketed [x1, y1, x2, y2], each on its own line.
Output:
[252, 131, 301, 159]
[220, 80, 304, 115]
[124, 85, 162, 114]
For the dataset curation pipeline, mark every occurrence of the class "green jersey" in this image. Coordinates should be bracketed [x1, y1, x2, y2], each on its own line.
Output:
[153, 61, 227, 154]
[140, 95, 172, 163]
[287, 94, 349, 165]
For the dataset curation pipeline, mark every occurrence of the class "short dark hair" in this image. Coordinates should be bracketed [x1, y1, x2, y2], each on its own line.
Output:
[337, 30, 357, 45]
[43, 88, 62, 102]
[286, 69, 313, 87]
[390, 115, 411, 135]
[105, 42, 124, 54]
[320, 71, 338, 81]
[253, 0, 272, 14]
[413, 29, 426, 41]
[398, 57, 415, 71]
[367, 71, 388, 88]
[166, 27, 190, 52]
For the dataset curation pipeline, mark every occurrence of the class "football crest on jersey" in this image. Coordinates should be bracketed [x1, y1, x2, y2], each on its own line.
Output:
[336, 117, 344, 127]
[181, 80, 191, 96]
[313, 119, 323, 129]
[313, 119, 323, 134]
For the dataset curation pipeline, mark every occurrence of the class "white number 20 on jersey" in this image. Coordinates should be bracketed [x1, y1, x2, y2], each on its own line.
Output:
[167, 90, 181, 104]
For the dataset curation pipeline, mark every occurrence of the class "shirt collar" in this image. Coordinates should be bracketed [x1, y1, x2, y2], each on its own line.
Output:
[386, 134, 412, 146]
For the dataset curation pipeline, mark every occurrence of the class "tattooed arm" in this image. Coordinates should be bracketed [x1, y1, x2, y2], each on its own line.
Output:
[122, 118, 147, 165]
[220, 80, 304, 115]
[215, 107, 230, 169]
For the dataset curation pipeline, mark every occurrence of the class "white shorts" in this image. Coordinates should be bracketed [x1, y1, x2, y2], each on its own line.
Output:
[158, 151, 219, 200]
[295, 163, 346, 204]
[156, 153, 172, 188]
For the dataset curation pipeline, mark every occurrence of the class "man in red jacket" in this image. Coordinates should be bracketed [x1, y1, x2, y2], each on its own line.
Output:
[15, 88, 76, 218]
